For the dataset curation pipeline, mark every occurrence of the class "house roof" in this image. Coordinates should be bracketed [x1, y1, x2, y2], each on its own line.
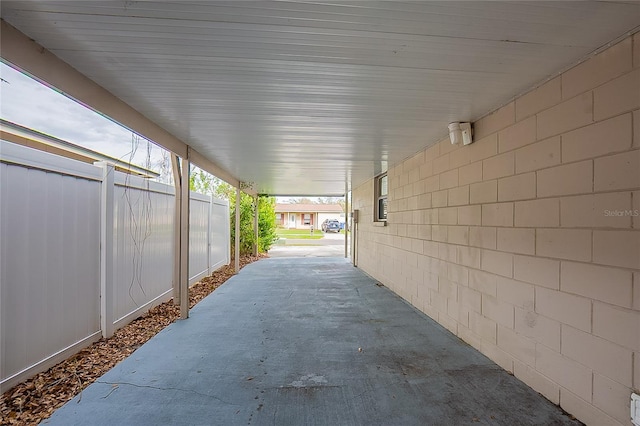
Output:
[0, 119, 160, 178]
[275, 203, 343, 213]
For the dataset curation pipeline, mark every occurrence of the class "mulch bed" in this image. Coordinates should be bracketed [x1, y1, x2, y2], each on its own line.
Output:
[1, 255, 263, 426]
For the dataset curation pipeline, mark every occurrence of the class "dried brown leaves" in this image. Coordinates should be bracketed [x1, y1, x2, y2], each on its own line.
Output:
[0, 255, 263, 426]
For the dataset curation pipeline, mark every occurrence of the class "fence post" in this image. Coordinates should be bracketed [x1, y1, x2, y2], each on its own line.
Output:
[171, 155, 181, 306]
[235, 186, 240, 273]
[345, 183, 349, 259]
[207, 196, 212, 275]
[226, 199, 231, 266]
[179, 155, 190, 319]
[96, 161, 115, 339]
[171, 153, 190, 319]
[253, 195, 259, 256]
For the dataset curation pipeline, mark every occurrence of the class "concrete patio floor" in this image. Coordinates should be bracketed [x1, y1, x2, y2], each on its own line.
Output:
[43, 257, 580, 426]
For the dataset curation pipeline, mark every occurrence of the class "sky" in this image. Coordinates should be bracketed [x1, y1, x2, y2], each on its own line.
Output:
[0, 62, 167, 173]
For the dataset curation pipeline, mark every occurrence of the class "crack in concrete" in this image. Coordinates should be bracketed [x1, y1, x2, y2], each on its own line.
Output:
[278, 385, 341, 390]
[96, 380, 239, 405]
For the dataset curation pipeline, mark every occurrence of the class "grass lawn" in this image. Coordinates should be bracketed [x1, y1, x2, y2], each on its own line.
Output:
[276, 229, 324, 239]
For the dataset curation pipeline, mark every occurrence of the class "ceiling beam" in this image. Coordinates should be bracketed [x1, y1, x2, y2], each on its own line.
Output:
[0, 20, 254, 193]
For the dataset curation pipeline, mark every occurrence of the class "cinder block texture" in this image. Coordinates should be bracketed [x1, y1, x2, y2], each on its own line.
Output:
[475, 102, 515, 140]
[482, 203, 514, 227]
[457, 205, 481, 226]
[516, 77, 561, 121]
[536, 345, 592, 401]
[562, 38, 632, 100]
[634, 110, 640, 148]
[537, 93, 593, 139]
[498, 116, 537, 153]
[536, 229, 591, 262]
[560, 389, 619, 426]
[497, 228, 535, 255]
[561, 326, 632, 387]
[560, 192, 632, 228]
[515, 198, 559, 228]
[537, 161, 593, 197]
[459, 161, 483, 186]
[594, 149, 640, 192]
[498, 173, 536, 202]
[594, 68, 640, 120]
[535, 288, 591, 332]
[592, 303, 640, 351]
[513, 255, 559, 290]
[515, 136, 560, 173]
[561, 261, 633, 308]
[634, 32, 640, 69]
[350, 35, 638, 426]
[513, 360, 560, 404]
[592, 373, 634, 424]
[515, 308, 560, 351]
[483, 152, 515, 180]
[593, 230, 640, 269]
[561, 114, 632, 163]
[470, 180, 497, 204]
[469, 226, 496, 249]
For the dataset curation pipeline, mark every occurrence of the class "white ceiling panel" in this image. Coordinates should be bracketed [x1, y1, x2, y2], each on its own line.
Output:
[1, 1, 639, 195]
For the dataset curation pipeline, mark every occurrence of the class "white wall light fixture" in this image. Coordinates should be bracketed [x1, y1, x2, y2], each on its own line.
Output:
[448, 122, 473, 146]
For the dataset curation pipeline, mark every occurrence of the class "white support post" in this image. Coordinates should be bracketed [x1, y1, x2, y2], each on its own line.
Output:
[227, 199, 232, 265]
[179, 155, 190, 320]
[235, 186, 240, 273]
[97, 161, 115, 338]
[351, 195, 356, 265]
[253, 195, 259, 256]
[171, 154, 181, 306]
[344, 183, 349, 259]
[171, 152, 190, 319]
[207, 198, 213, 275]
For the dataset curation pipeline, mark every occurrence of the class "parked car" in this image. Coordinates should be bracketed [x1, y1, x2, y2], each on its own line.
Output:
[321, 219, 341, 233]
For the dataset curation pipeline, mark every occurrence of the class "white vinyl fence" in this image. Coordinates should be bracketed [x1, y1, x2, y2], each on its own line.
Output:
[0, 141, 230, 391]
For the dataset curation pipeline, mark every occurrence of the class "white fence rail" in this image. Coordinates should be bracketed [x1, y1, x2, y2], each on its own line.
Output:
[0, 141, 230, 391]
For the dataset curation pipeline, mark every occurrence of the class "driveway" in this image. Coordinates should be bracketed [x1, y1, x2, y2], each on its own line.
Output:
[269, 231, 349, 257]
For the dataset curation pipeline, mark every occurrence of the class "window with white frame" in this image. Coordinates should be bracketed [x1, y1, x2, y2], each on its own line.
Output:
[375, 173, 388, 221]
[303, 213, 311, 225]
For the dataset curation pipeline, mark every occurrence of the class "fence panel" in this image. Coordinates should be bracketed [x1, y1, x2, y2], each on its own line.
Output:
[1, 141, 232, 392]
[189, 193, 211, 284]
[1, 143, 102, 391]
[210, 197, 231, 270]
[112, 174, 176, 328]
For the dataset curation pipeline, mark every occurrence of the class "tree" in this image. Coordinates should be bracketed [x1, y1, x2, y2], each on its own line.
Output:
[189, 167, 219, 194]
[189, 166, 277, 255]
[291, 197, 315, 204]
[222, 187, 278, 256]
[280, 196, 345, 211]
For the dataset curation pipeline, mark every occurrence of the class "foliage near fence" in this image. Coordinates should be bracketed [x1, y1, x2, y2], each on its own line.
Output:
[190, 168, 278, 255]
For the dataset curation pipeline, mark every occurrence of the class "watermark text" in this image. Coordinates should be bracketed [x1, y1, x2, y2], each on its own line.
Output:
[603, 209, 639, 217]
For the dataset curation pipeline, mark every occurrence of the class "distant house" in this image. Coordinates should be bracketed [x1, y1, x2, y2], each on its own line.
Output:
[275, 203, 343, 229]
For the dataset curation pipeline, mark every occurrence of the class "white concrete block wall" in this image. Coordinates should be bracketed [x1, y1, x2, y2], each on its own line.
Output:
[353, 34, 640, 425]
